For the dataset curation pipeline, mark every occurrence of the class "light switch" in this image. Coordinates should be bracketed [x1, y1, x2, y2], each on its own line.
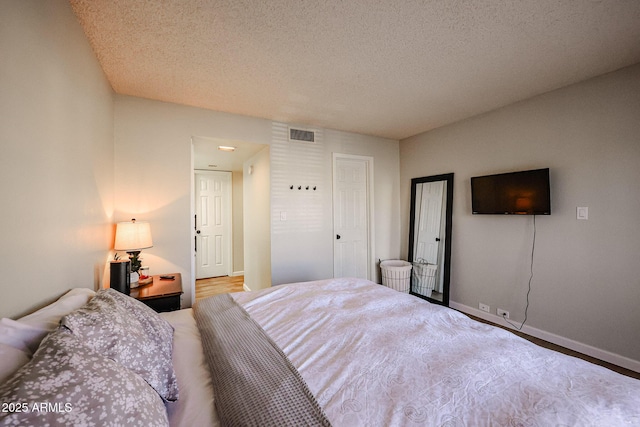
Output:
[577, 207, 588, 220]
[280, 211, 287, 221]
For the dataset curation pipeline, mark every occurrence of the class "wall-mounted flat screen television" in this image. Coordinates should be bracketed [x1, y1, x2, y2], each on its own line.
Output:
[471, 168, 551, 215]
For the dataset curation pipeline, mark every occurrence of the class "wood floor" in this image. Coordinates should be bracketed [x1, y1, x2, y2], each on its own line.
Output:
[195, 275, 244, 300]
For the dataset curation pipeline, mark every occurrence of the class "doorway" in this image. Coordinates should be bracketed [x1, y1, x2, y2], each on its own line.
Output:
[332, 153, 374, 280]
[191, 136, 269, 298]
[195, 170, 232, 279]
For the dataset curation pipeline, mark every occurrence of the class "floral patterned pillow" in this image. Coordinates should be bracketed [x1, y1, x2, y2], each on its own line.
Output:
[61, 288, 179, 401]
[0, 328, 169, 426]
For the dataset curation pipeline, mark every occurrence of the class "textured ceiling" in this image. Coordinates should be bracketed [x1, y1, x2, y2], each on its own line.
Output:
[70, 0, 640, 140]
[192, 136, 266, 171]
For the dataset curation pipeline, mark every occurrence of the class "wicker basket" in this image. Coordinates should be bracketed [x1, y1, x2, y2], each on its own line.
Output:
[412, 260, 437, 297]
[380, 260, 412, 293]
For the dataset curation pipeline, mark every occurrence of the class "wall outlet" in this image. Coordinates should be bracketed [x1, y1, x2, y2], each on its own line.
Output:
[497, 308, 509, 319]
[479, 303, 490, 313]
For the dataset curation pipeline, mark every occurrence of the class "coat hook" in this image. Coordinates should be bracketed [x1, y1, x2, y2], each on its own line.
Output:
[290, 185, 294, 190]
[313, 186, 317, 191]
[298, 186, 302, 190]
[306, 186, 309, 190]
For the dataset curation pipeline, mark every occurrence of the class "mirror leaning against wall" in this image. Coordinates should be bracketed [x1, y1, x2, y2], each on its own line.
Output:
[408, 173, 453, 306]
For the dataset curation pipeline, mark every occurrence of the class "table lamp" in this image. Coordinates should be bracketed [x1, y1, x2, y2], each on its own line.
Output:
[114, 218, 153, 287]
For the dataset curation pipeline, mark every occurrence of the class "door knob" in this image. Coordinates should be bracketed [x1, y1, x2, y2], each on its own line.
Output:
[435, 237, 440, 241]
[336, 234, 341, 239]
[196, 230, 201, 234]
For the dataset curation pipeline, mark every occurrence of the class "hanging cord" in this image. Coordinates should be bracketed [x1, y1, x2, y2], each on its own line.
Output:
[503, 215, 536, 331]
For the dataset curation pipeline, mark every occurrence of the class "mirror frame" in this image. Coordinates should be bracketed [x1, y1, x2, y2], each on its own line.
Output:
[408, 173, 454, 306]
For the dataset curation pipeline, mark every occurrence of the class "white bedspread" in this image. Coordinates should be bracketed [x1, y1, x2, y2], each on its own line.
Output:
[231, 278, 640, 426]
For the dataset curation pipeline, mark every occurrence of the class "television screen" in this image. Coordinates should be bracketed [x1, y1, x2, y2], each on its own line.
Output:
[471, 168, 550, 215]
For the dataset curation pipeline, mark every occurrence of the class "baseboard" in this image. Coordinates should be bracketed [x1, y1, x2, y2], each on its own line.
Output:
[231, 271, 244, 277]
[242, 283, 251, 292]
[450, 301, 640, 374]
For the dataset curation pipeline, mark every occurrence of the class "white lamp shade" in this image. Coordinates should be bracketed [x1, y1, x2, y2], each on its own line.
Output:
[114, 220, 153, 251]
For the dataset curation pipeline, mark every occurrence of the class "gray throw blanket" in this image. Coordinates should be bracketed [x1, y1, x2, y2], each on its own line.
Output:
[193, 294, 332, 427]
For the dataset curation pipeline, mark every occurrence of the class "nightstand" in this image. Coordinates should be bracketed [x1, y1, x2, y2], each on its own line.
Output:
[130, 273, 183, 313]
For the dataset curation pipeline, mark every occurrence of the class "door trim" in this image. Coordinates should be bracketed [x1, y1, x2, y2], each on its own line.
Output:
[332, 153, 375, 280]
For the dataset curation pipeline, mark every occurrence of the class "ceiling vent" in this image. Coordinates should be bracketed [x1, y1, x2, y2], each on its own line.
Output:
[289, 127, 315, 143]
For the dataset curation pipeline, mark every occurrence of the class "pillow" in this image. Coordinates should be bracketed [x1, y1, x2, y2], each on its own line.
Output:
[62, 288, 179, 401]
[0, 318, 49, 355]
[18, 288, 96, 330]
[0, 328, 169, 426]
[0, 288, 96, 354]
[0, 344, 29, 384]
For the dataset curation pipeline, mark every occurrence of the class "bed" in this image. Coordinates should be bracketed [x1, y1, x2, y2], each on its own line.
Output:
[1, 278, 639, 426]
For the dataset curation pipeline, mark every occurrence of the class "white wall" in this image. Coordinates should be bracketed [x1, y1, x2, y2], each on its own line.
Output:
[400, 64, 640, 368]
[271, 124, 401, 285]
[114, 96, 274, 307]
[114, 96, 401, 305]
[243, 148, 272, 290]
[0, 0, 114, 318]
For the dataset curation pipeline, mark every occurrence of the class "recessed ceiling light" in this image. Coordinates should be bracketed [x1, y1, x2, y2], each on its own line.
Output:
[218, 145, 236, 152]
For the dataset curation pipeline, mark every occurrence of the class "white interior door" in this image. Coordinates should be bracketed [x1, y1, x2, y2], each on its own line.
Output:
[333, 155, 372, 279]
[195, 171, 232, 279]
